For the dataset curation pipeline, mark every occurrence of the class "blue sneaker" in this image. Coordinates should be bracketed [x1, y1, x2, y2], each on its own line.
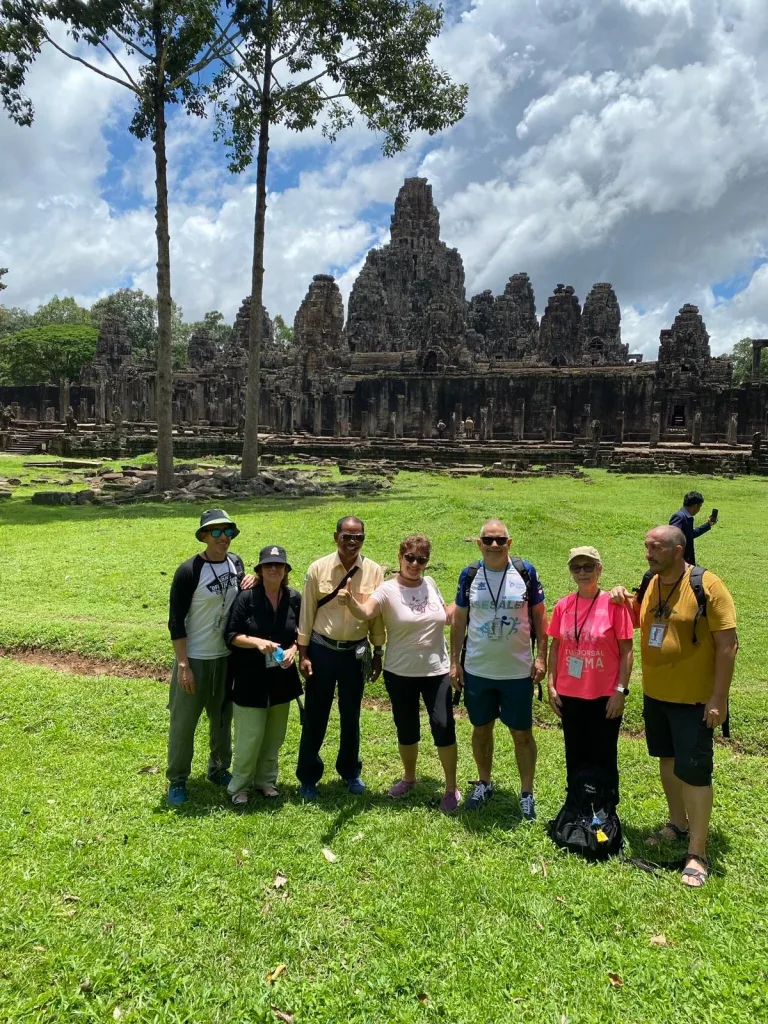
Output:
[464, 780, 495, 811]
[167, 784, 187, 806]
[344, 777, 366, 795]
[207, 769, 232, 787]
[299, 783, 318, 802]
[520, 792, 537, 821]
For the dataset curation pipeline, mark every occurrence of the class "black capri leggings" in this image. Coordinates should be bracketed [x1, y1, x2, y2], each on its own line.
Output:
[383, 670, 456, 748]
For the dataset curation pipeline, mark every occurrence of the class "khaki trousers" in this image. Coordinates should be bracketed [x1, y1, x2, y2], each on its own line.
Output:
[228, 702, 291, 794]
[166, 656, 232, 785]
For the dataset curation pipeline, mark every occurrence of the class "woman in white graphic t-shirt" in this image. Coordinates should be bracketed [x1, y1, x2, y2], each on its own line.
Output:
[338, 534, 461, 814]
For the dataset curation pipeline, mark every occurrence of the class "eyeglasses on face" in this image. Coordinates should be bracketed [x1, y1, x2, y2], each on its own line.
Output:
[209, 527, 235, 538]
[570, 563, 597, 574]
[340, 533, 365, 543]
[402, 553, 428, 565]
[480, 536, 509, 546]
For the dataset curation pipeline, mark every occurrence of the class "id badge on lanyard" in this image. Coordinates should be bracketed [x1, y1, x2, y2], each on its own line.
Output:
[648, 622, 667, 648]
[567, 656, 584, 678]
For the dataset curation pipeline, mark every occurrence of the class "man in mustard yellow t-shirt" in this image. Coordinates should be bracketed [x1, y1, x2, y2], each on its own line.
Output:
[612, 525, 737, 888]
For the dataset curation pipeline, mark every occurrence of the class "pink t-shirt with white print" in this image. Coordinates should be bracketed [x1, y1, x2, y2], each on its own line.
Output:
[547, 591, 634, 699]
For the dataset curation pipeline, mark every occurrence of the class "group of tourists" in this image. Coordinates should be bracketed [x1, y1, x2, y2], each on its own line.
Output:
[166, 490, 736, 887]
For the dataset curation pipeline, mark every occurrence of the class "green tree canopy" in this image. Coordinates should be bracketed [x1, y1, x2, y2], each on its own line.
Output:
[91, 288, 157, 360]
[727, 338, 768, 384]
[30, 294, 92, 327]
[273, 313, 293, 347]
[0, 305, 33, 339]
[185, 310, 234, 350]
[0, 268, 7, 292]
[0, 324, 98, 385]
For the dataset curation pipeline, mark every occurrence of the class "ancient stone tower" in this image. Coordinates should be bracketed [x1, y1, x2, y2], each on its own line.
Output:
[579, 283, 626, 364]
[537, 284, 582, 365]
[345, 177, 467, 362]
[293, 274, 346, 377]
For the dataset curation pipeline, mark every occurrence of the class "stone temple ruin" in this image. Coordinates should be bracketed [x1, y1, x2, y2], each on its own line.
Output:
[1, 177, 767, 474]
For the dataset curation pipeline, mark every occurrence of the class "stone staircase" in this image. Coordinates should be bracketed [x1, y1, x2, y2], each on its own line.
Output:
[6, 429, 64, 455]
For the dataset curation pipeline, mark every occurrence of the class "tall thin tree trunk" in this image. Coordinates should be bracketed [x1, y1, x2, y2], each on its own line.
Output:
[240, 0, 274, 481]
[153, 12, 174, 491]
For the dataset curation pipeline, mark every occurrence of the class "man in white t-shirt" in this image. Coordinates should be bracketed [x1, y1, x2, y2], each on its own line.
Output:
[166, 509, 255, 806]
[450, 519, 548, 819]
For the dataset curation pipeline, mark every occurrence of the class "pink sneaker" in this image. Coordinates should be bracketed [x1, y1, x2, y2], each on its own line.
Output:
[388, 779, 416, 799]
[439, 789, 461, 814]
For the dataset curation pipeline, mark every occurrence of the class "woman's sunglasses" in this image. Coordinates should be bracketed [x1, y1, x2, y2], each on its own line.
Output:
[570, 563, 597, 574]
[209, 527, 235, 539]
[403, 554, 428, 565]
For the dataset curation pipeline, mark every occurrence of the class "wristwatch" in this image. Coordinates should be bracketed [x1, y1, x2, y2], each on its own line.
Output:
[373, 646, 384, 655]
[615, 685, 629, 696]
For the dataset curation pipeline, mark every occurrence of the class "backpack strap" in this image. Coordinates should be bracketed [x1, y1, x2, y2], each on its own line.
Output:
[633, 569, 655, 605]
[688, 566, 708, 647]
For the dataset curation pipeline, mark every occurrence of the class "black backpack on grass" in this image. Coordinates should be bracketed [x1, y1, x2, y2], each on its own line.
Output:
[549, 774, 623, 862]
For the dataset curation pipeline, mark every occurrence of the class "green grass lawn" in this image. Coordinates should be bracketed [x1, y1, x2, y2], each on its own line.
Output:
[2, 459, 768, 1022]
[2, 660, 767, 1024]
[2, 457, 767, 747]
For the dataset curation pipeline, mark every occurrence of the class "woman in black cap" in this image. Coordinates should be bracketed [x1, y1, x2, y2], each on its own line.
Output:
[224, 545, 303, 805]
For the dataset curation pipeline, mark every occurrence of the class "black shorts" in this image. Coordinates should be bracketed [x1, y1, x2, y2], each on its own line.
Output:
[383, 671, 456, 748]
[643, 694, 714, 787]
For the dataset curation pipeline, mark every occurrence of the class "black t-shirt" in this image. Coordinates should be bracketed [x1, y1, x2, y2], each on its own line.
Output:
[224, 585, 303, 708]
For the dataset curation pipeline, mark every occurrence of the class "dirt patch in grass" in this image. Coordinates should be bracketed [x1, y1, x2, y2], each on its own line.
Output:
[0, 647, 170, 681]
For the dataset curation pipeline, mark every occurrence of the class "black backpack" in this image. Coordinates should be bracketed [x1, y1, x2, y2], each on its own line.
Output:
[634, 565, 732, 738]
[549, 774, 623, 862]
[459, 558, 543, 701]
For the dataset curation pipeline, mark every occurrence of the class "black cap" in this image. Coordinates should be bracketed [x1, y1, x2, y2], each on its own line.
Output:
[196, 508, 239, 541]
[256, 544, 292, 572]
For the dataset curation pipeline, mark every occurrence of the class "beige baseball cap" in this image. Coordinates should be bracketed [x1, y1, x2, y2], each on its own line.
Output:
[568, 546, 602, 565]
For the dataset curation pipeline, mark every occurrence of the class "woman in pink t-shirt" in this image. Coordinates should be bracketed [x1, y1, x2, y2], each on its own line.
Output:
[547, 546, 634, 803]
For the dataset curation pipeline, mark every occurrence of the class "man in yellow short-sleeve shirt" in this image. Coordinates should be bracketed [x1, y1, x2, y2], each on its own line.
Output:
[295, 515, 385, 799]
[612, 525, 737, 888]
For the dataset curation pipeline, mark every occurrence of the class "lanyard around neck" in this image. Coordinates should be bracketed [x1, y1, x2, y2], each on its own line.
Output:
[482, 560, 510, 612]
[573, 591, 600, 643]
[654, 571, 685, 619]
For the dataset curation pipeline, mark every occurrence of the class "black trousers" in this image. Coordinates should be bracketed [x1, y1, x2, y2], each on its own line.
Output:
[383, 670, 456, 748]
[560, 694, 622, 803]
[296, 640, 365, 786]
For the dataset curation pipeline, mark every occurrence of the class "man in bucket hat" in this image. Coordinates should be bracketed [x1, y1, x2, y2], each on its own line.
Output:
[166, 509, 255, 806]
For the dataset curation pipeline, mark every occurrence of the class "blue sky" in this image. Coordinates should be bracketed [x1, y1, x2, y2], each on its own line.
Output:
[2, 0, 768, 357]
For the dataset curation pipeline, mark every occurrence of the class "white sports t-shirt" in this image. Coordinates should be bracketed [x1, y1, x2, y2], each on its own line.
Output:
[370, 576, 450, 677]
[186, 556, 240, 659]
[456, 560, 544, 681]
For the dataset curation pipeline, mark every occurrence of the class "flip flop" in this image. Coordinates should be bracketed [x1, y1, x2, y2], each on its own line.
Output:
[681, 853, 709, 888]
[646, 823, 689, 845]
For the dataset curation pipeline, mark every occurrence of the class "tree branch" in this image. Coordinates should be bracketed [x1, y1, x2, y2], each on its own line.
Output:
[110, 29, 153, 62]
[97, 38, 139, 90]
[275, 50, 365, 103]
[272, 19, 312, 67]
[42, 31, 137, 93]
[169, 21, 243, 89]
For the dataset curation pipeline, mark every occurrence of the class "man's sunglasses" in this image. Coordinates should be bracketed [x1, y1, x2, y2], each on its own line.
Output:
[341, 533, 365, 542]
[570, 563, 597, 574]
[480, 536, 509, 546]
[208, 527, 235, 539]
[403, 553, 428, 565]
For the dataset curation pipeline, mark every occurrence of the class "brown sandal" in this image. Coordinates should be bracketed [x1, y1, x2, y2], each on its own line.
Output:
[646, 823, 689, 846]
[681, 853, 709, 887]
